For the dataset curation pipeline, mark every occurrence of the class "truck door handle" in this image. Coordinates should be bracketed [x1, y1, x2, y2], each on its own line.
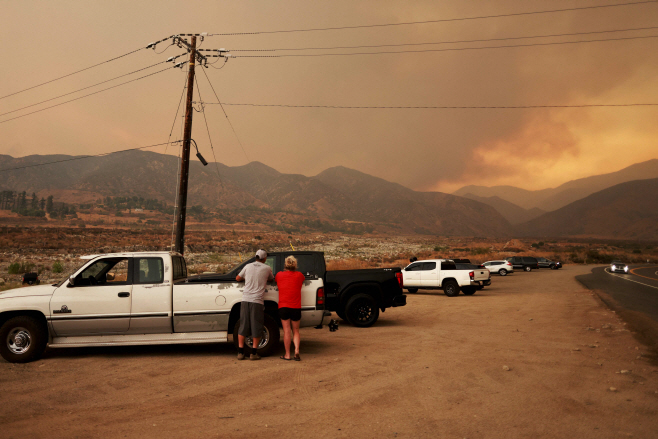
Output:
[118, 292, 130, 298]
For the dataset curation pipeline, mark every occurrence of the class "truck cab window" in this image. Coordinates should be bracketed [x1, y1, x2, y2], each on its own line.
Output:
[441, 261, 457, 270]
[264, 256, 278, 275]
[76, 258, 130, 286]
[135, 258, 164, 284]
[172, 256, 188, 280]
[405, 262, 423, 271]
[291, 254, 315, 276]
[422, 262, 436, 270]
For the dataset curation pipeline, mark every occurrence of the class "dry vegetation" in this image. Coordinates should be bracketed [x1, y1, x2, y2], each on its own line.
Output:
[0, 224, 656, 285]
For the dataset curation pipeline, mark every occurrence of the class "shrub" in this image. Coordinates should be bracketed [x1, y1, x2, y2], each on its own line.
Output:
[52, 261, 64, 273]
[8, 262, 20, 274]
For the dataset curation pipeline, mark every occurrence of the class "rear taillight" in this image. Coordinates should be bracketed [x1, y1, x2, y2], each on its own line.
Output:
[316, 287, 325, 307]
[507, 262, 512, 266]
[469, 271, 474, 279]
[395, 272, 403, 288]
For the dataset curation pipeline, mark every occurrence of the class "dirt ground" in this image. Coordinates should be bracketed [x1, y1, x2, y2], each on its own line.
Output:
[1, 266, 657, 438]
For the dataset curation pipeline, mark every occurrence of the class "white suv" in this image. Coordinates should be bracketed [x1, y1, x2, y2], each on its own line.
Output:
[483, 260, 514, 276]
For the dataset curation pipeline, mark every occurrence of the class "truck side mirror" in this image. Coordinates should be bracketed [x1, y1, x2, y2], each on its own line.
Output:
[106, 273, 115, 281]
[68, 275, 75, 287]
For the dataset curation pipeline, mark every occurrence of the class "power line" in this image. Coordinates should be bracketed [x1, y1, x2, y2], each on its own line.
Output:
[164, 71, 191, 154]
[228, 25, 658, 52]
[0, 47, 146, 101]
[0, 59, 182, 119]
[208, 1, 658, 36]
[198, 102, 658, 109]
[232, 34, 658, 58]
[0, 66, 175, 125]
[0, 141, 181, 173]
[194, 73, 224, 188]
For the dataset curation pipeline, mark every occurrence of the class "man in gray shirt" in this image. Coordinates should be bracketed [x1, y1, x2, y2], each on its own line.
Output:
[236, 249, 274, 361]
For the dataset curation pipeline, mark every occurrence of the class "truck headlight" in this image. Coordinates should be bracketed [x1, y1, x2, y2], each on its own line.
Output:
[611, 265, 616, 270]
[624, 266, 629, 272]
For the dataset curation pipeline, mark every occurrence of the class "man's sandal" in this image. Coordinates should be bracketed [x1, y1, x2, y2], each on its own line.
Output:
[294, 354, 301, 361]
[280, 356, 292, 361]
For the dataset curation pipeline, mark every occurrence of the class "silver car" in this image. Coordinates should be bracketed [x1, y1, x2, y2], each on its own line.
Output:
[483, 260, 514, 276]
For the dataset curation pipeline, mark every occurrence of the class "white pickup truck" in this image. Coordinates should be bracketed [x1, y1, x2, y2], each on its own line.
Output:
[0, 251, 331, 363]
[401, 259, 490, 296]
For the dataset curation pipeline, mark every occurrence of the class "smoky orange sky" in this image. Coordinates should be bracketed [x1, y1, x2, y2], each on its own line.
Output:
[1, 0, 657, 193]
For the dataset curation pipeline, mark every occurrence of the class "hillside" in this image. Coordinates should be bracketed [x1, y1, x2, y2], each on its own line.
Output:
[459, 193, 545, 224]
[454, 159, 658, 211]
[516, 178, 658, 240]
[0, 152, 512, 237]
[315, 167, 512, 236]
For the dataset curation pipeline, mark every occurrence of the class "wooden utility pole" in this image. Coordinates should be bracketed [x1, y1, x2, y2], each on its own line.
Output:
[174, 35, 197, 255]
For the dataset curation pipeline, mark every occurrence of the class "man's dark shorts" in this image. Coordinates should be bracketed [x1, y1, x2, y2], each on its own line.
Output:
[278, 307, 301, 322]
[238, 302, 264, 337]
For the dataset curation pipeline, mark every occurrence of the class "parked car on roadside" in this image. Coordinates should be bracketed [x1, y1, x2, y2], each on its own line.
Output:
[483, 260, 514, 276]
[21, 273, 40, 285]
[609, 261, 629, 273]
[505, 256, 540, 272]
[402, 259, 490, 296]
[537, 257, 562, 270]
[0, 251, 333, 363]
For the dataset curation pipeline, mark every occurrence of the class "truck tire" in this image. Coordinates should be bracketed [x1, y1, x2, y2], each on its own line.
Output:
[407, 288, 418, 294]
[462, 286, 476, 295]
[0, 315, 48, 363]
[524, 266, 532, 272]
[443, 280, 460, 297]
[336, 308, 347, 321]
[345, 294, 380, 327]
[232, 313, 280, 357]
[499, 269, 507, 276]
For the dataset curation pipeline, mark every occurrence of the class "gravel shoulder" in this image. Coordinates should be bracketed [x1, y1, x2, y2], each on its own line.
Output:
[1, 266, 657, 438]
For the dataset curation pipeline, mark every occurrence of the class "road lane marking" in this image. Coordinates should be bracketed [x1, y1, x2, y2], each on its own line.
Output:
[629, 266, 658, 281]
[605, 268, 658, 290]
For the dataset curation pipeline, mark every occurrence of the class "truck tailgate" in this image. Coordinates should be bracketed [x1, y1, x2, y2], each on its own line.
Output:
[471, 268, 490, 281]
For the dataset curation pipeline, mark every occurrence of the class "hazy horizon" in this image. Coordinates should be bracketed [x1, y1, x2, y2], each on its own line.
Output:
[1, 0, 657, 193]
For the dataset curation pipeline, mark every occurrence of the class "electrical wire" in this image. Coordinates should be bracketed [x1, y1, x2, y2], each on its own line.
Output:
[200, 102, 658, 109]
[208, 1, 658, 36]
[229, 25, 658, 52]
[164, 71, 190, 154]
[0, 59, 181, 119]
[201, 67, 294, 245]
[0, 47, 146, 101]
[194, 73, 224, 189]
[232, 34, 658, 58]
[0, 66, 175, 125]
[0, 141, 181, 173]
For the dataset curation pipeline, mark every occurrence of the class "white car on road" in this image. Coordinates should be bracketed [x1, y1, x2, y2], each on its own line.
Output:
[483, 260, 514, 276]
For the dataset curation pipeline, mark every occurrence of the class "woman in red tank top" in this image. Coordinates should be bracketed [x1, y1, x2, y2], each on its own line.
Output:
[275, 256, 305, 361]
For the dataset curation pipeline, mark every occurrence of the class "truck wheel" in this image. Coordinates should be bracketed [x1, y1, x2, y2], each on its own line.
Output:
[407, 288, 418, 294]
[232, 313, 280, 357]
[0, 315, 48, 363]
[524, 266, 532, 272]
[345, 294, 380, 327]
[443, 280, 460, 297]
[499, 269, 507, 276]
[462, 286, 476, 295]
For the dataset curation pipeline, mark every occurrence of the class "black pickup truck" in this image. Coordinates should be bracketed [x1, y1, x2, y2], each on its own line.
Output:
[190, 251, 406, 327]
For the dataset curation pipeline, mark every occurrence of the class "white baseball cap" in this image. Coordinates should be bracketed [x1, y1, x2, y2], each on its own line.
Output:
[256, 249, 267, 259]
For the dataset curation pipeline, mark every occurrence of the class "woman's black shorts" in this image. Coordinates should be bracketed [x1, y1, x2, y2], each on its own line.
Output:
[278, 307, 301, 321]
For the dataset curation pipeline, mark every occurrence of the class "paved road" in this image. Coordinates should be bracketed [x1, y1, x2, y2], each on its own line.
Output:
[576, 264, 658, 331]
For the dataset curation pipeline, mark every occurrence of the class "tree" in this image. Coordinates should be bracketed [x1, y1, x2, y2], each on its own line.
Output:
[30, 193, 38, 209]
[46, 195, 54, 213]
[39, 197, 45, 210]
[19, 191, 27, 210]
